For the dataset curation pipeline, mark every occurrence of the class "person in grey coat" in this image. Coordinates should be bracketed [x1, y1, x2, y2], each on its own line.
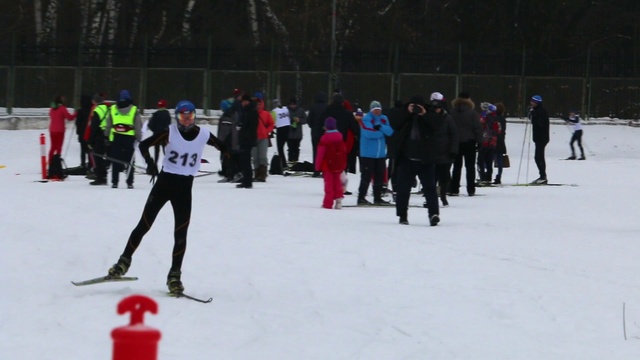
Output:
[448, 92, 483, 196]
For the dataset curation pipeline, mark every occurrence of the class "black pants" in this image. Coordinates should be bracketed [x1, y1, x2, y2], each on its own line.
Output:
[287, 137, 302, 162]
[534, 141, 547, 178]
[109, 134, 135, 186]
[395, 157, 438, 218]
[570, 130, 584, 157]
[358, 157, 386, 200]
[435, 163, 451, 200]
[311, 136, 320, 171]
[450, 140, 477, 195]
[388, 158, 398, 192]
[276, 125, 290, 166]
[122, 172, 194, 272]
[79, 138, 91, 168]
[478, 147, 497, 182]
[93, 138, 109, 181]
[238, 148, 253, 187]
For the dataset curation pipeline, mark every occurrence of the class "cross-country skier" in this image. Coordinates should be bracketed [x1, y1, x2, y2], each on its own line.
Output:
[106, 100, 227, 294]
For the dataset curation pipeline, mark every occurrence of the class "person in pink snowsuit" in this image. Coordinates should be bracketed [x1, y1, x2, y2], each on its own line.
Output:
[48, 95, 76, 164]
[315, 117, 347, 209]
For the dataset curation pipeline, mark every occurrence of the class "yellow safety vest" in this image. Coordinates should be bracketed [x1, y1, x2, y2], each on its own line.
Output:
[109, 105, 137, 141]
[94, 104, 108, 130]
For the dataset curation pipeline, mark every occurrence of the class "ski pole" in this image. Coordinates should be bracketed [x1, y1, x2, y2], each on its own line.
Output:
[516, 120, 528, 184]
[94, 153, 147, 171]
[126, 151, 136, 179]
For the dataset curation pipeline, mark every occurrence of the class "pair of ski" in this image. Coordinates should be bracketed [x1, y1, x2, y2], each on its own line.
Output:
[71, 275, 212, 304]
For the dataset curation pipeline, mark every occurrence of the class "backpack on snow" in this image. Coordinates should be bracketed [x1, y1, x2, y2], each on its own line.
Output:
[47, 154, 68, 180]
[269, 153, 283, 175]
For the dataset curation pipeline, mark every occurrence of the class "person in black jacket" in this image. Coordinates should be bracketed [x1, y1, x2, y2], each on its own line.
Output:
[88, 93, 110, 185]
[528, 95, 550, 184]
[147, 99, 171, 167]
[494, 102, 508, 184]
[75, 94, 93, 171]
[307, 92, 329, 176]
[383, 99, 405, 196]
[236, 94, 259, 188]
[393, 95, 440, 226]
[426, 93, 458, 207]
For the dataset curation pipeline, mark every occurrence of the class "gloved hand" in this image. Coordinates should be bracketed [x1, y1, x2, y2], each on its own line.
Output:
[146, 162, 158, 176]
[373, 124, 381, 130]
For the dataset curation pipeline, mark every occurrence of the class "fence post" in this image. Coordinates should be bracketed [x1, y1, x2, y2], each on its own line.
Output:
[73, 37, 83, 109]
[7, 33, 16, 114]
[204, 35, 212, 116]
[389, 41, 399, 105]
[455, 42, 462, 97]
[519, 45, 527, 116]
[138, 34, 148, 114]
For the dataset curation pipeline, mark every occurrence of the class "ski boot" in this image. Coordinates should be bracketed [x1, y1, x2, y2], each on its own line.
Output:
[167, 269, 184, 294]
[107, 256, 131, 278]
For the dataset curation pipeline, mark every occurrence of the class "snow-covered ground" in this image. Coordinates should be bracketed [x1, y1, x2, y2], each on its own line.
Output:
[1, 120, 640, 359]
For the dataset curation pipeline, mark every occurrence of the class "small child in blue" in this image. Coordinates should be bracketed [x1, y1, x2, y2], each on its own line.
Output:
[563, 110, 585, 160]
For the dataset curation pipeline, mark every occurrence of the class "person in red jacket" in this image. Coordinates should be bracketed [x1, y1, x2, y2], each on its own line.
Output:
[253, 98, 275, 182]
[48, 95, 77, 165]
[315, 117, 347, 209]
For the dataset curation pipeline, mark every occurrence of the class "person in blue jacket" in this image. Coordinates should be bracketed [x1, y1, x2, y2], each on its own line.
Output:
[357, 100, 394, 205]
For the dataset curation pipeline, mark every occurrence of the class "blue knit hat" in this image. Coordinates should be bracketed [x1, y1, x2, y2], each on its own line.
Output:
[119, 90, 132, 101]
[531, 95, 543, 103]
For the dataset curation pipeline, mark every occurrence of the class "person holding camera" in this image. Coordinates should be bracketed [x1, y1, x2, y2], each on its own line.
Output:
[357, 100, 394, 205]
[392, 94, 440, 226]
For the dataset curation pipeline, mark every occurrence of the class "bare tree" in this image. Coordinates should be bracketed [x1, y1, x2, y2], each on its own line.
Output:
[182, 0, 196, 41]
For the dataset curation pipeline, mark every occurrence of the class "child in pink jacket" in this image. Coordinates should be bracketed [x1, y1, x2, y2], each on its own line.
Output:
[315, 117, 347, 209]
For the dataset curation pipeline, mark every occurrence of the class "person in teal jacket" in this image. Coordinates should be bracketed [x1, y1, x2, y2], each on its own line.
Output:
[357, 100, 394, 205]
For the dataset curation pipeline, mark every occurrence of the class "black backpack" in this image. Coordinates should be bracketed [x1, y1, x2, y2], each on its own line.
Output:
[269, 154, 283, 175]
[48, 154, 68, 180]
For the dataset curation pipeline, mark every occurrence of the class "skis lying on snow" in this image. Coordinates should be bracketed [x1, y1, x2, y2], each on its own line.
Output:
[342, 203, 425, 208]
[71, 275, 139, 286]
[168, 292, 213, 304]
[283, 171, 315, 177]
[504, 183, 578, 187]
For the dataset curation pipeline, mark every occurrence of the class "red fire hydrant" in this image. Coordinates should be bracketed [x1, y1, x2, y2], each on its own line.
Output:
[111, 295, 161, 360]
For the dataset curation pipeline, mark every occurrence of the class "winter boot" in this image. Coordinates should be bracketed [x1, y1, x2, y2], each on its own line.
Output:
[531, 177, 548, 185]
[167, 269, 184, 294]
[257, 165, 268, 182]
[107, 256, 131, 278]
[565, 155, 576, 160]
[578, 154, 586, 160]
[429, 214, 440, 226]
[399, 215, 409, 225]
[334, 198, 342, 210]
[357, 197, 372, 206]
